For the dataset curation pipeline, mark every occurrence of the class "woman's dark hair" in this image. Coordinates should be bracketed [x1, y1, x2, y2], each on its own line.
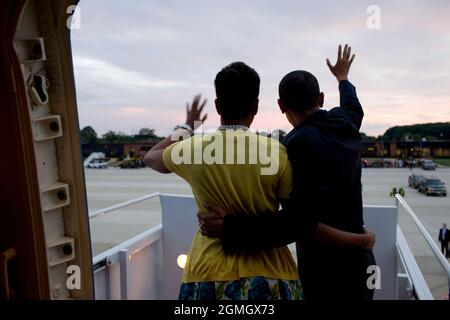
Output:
[279, 70, 320, 112]
[214, 62, 260, 119]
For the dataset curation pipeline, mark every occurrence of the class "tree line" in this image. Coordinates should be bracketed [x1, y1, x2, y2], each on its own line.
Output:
[363, 122, 450, 142]
[80, 126, 288, 144]
[81, 122, 450, 144]
[80, 126, 164, 144]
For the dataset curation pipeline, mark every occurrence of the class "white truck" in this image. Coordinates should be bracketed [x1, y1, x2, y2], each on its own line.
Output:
[84, 152, 108, 169]
[87, 158, 108, 169]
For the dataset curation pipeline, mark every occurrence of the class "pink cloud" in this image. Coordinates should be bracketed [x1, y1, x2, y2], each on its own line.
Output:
[118, 107, 146, 114]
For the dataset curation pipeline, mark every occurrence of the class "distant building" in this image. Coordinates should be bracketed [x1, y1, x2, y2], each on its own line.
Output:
[82, 142, 158, 158]
[81, 143, 124, 158]
[82, 139, 450, 160]
[81, 132, 162, 159]
[123, 142, 157, 158]
[361, 140, 450, 158]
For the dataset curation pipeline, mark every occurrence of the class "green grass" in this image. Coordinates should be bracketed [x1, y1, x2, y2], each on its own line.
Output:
[434, 158, 450, 167]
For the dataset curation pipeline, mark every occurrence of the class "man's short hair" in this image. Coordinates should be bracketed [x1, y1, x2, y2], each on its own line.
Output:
[279, 70, 320, 112]
[214, 62, 260, 119]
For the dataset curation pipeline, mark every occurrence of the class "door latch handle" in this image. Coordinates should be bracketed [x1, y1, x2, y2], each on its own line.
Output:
[0, 248, 17, 300]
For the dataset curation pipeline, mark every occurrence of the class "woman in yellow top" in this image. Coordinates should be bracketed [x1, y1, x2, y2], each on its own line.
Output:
[145, 62, 366, 300]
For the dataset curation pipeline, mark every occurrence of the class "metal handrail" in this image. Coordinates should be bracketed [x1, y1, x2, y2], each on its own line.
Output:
[89, 192, 161, 219]
[396, 226, 433, 300]
[93, 224, 163, 265]
[395, 194, 450, 298]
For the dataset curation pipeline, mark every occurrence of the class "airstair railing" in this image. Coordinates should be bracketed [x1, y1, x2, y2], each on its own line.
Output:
[395, 194, 450, 299]
[88, 192, 161, 219]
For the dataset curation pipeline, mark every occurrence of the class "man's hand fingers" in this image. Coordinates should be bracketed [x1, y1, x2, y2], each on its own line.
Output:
[201, 114, 208, 123]
[203, 203, 224, 212]
[197, 212, 210, 226]
[326, 58, 333, 70]
[337, 44, 342, 61]
[343, 44, 349, 60]
[346, 46, 351, 61]
[203, 203, 215, 211]
[200, 224, 209, 236]
[349, 54, 355, 65]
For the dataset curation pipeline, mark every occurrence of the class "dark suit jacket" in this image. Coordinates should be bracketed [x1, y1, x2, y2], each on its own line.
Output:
[439, 228, 450, 242]
[221, 80, 366, 251]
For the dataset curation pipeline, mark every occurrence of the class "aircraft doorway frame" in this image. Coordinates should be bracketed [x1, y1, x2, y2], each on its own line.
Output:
[0, 0, 94, 300]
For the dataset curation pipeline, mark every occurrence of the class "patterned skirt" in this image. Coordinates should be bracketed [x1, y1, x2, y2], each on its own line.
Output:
[179, 276, 304, 300]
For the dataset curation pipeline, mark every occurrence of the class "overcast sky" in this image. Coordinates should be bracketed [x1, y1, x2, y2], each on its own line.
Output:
[71, 0, 450, 137]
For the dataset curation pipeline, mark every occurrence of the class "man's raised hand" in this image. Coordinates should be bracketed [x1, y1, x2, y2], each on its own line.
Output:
[326, 44, 355, 82]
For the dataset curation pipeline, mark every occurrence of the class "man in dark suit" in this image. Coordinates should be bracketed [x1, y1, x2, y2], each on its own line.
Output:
[199, 44, 377, 300]
[439, 223, 449, 258]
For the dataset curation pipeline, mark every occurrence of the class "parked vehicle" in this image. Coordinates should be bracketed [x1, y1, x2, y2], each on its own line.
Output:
[87, 158, 108, 169]
[417, 177, 447, 196]
[408, 174, 423, 189]
[119, 157, 145, 169]
[421, 159, 436, 170]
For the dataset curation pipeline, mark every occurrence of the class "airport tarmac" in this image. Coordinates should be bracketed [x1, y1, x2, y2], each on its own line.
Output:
[85, 167, 450, 299]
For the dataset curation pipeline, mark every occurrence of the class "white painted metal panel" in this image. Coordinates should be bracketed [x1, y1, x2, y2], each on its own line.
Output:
[160, 194, 199, 299]
[93, 227, 163, 299]
[128, 240, 163, 299]
[363, 205, 398, 300]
